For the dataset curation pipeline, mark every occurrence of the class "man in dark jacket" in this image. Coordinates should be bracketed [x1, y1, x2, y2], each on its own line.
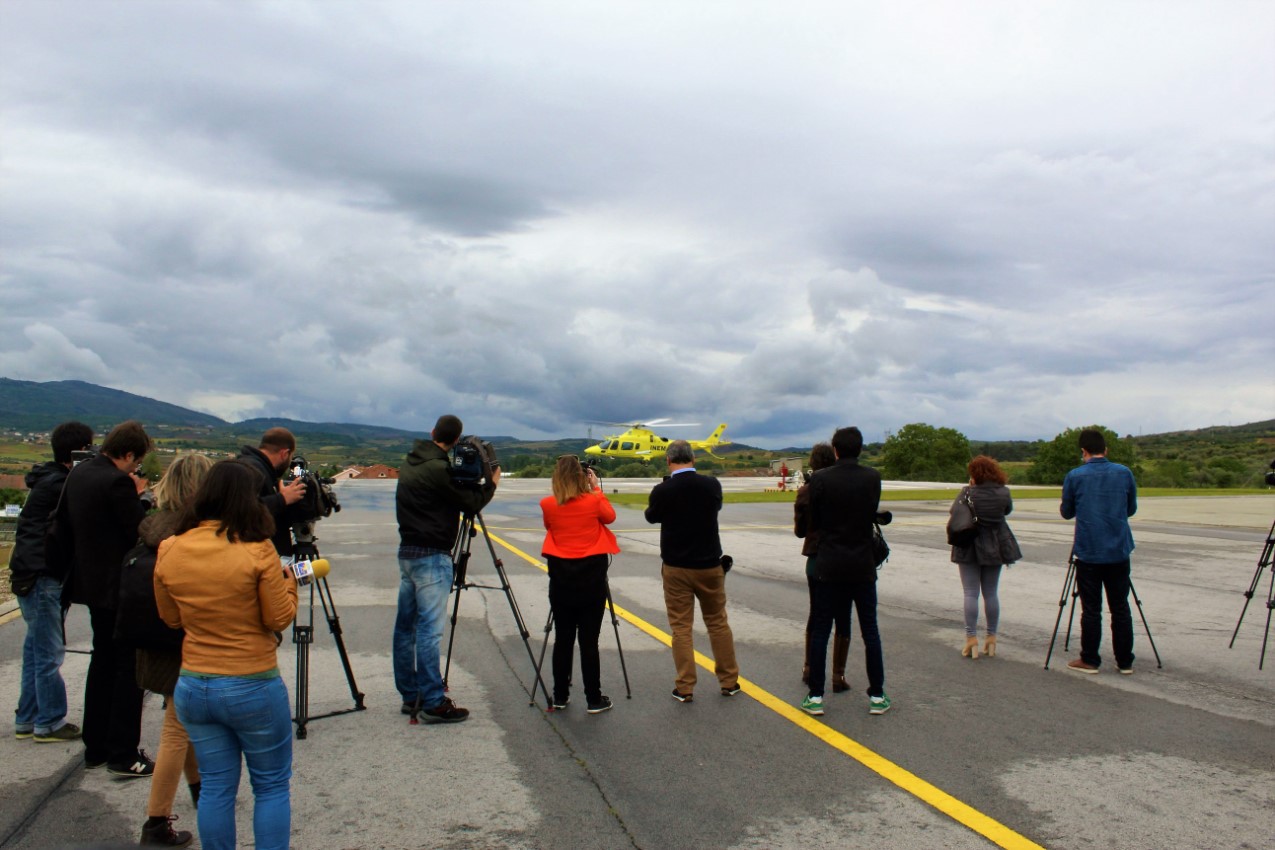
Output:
[57, 420, 155, 776]
[393, 415, 498, 723]
[644, 440, 739, 703]
[804, 426, 890, 716]
[1061, 428, 1138, 675]
[11, 421, 93, 743]
[237, 427, 307, 560]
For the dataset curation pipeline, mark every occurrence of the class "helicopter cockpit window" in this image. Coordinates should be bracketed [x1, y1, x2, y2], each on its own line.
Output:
[607, 441, 618, 451]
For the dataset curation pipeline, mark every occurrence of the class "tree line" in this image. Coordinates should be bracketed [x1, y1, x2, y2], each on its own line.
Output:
[875, 422, 1274, 487]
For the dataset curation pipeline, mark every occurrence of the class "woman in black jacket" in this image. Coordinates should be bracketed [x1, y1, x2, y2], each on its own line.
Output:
[949, 456, 1022, 659]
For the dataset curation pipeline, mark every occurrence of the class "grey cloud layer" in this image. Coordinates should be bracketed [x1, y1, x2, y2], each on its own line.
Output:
[1, 1, 1272, 445]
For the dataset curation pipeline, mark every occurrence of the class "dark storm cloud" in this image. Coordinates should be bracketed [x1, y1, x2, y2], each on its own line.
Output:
[1, 1, 1272, 445]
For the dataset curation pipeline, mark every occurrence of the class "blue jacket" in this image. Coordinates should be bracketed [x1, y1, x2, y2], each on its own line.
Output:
[1060, 457, 1137, 563]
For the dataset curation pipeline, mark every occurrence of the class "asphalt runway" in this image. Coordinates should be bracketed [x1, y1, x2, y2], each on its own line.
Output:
[1, 479, 1272, 849]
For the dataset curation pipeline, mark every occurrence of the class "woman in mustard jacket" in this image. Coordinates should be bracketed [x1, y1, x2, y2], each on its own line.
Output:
[154, 460, 298, 850]
[540, 455, 620, 714]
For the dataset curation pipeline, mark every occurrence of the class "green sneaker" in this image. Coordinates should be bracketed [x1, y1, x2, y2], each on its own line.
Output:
[15, 729, 34, 740]
[800, 694, 825, 716]
[869, 693, 891, 715]
[34, 723, 82, 743]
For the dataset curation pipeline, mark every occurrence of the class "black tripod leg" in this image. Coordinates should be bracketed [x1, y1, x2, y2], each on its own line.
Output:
[443, 517, 476, 692]
[475, 514, 551, 707]
[1063, 580, 1080, 653]
[1045, 556, 1076, 669]
[1127, 579, 1163, 669]
[1259, 565, 1275, 670]
[293, 582, 315, 739]
[317, 577, 366, 709]
[533, 608, 554, 708]
[1230, 522, 1274, 650]
[442, 578, 464, 692]
[605, 580, 632, 699]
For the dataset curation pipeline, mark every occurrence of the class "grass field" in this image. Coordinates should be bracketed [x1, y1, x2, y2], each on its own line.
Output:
[607, 486, 1269, 507]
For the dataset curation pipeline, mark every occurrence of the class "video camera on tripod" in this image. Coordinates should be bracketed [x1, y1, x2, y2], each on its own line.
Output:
[449, 436, 500, 487]
[285, 456, 341, 523]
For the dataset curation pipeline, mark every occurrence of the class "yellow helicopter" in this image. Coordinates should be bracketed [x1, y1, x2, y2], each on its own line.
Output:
[584, 421, 730, 462]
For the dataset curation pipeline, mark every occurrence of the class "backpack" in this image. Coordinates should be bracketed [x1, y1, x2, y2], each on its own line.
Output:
[113, 540, 183, 652]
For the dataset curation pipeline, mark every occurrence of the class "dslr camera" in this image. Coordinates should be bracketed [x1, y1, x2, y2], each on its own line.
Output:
[285, 456, 341, 523]
[449, 436, 500, 487]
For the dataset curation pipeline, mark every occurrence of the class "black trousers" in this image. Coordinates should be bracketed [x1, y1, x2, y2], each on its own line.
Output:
[83, 605, 144, 765]
[547, 555, 608, 704]
[1075, 558, 1135, 670]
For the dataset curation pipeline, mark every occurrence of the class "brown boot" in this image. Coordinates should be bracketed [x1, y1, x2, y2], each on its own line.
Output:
[962, 635, 980, 659]
[984, 635, 997, 658]
[802, 630, 811, 685]
[831, 634, 850, 692]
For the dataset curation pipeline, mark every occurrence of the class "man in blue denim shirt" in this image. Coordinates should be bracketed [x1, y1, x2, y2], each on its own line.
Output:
[1060, 429, 1138, 674]
[394, 415, 498, 722]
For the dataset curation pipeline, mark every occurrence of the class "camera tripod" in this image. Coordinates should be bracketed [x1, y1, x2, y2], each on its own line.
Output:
[1227, 516, 1275, 669]
[438, 511, 550, 709]
[291, 523, 366, 740]
[532, 568, 632, 709]
[1044, 551, 1162, 670]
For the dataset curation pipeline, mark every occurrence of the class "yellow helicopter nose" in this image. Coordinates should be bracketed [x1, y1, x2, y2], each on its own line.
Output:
[584, 444, 601, 456]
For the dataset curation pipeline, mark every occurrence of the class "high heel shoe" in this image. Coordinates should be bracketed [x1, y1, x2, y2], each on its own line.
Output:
[984, 635, 997, 658]
[961, 635, 979, 659]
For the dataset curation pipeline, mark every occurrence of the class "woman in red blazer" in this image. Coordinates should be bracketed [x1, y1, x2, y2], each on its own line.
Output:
[540, 455, 620, 714]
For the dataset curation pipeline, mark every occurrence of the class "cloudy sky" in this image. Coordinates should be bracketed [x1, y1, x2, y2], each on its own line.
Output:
[2, 1, 1272, 447]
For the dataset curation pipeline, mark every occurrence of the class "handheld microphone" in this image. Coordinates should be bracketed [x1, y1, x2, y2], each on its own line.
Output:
[284, 558, 331, 586]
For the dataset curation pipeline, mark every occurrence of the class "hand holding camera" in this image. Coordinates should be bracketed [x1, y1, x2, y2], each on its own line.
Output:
[280, 476, 308, 505]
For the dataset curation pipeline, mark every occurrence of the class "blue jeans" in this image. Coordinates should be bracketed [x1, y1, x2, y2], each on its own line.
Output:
[1075, 558, 1135, 670]
[15, 577, 68, 735]
[175, 675, 292, 850]
[808, 578, 885, 698]
[393, 551, 453, 709]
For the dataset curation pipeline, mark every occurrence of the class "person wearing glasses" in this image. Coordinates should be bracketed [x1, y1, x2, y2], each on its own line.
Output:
[540, 456, 620, 714]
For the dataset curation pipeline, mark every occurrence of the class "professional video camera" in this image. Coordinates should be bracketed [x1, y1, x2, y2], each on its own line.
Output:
[70, 448, 97, 466]
[449, 436, 500, 486]
[285, 456, 341, 523]
[1265, 459, 1275, 488]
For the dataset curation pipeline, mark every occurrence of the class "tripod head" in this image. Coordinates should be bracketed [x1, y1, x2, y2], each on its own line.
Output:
[292, 520, 321, 563]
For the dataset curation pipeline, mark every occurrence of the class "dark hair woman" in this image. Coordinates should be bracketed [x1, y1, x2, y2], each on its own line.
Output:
[540, 456, 620, 714]
[949, 456, 1022, 659]
[154, 460, 298, 850]
[793, 443, 849, 689]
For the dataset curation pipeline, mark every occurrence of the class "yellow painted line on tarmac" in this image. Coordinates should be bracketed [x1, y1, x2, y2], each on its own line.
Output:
[489, 530, 1046, 850]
